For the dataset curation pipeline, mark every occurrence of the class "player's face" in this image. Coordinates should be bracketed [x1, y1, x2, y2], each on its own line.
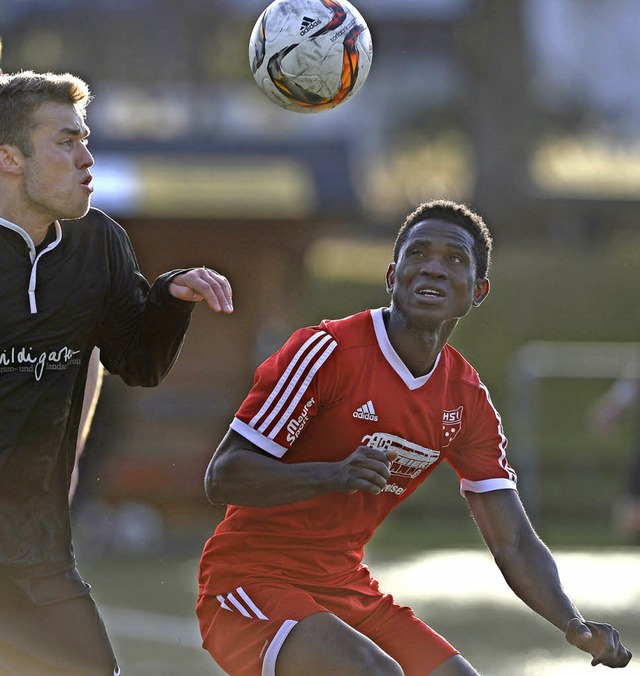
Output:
[386, 219, 489, 328]
[19, 102, 94, 224]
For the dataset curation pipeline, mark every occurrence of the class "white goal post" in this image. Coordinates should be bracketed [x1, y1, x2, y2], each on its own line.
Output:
[507, 341, 640, 520]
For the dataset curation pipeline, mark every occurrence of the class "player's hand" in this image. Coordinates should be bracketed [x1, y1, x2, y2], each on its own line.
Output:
[565, 617, 632, 668]
[169, 267, 233, 313]
[338, 445, 398, 495]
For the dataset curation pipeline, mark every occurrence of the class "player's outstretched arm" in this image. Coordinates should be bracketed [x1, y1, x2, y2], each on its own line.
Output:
[465, 489, 632, 669]
[169, 267, 233, 313]
[205, 430, 396, 507]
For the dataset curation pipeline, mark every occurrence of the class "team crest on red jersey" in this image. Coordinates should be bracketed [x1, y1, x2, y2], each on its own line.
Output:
[442, 406, 463, 447]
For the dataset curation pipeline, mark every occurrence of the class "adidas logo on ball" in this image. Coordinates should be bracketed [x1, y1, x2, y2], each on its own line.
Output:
[299, 16, 321, 35]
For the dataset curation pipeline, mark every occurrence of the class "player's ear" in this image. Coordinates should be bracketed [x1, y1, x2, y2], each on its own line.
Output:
[385, 263, 395, 294]
[472, 277, 490, 306]
[0, 145, 24, 175]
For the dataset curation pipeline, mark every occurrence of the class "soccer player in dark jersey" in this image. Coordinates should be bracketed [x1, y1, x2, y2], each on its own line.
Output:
[197, 200, 631, 675]
[0, 70, 233, 674]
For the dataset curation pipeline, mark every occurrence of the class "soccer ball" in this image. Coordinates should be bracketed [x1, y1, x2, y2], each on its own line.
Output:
[249, 0, 373, 113]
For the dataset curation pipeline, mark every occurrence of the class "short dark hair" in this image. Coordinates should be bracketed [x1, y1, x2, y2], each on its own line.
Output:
[0, 70, 92, 156]
[393, 199, 493, 278]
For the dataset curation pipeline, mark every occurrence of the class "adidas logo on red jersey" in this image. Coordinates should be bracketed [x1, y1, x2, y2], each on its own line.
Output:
[353, 400, 378, 421]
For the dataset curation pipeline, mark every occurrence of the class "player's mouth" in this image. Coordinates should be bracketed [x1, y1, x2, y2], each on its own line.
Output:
[415, 285, 445, 301]
[81, 175, 94, 193]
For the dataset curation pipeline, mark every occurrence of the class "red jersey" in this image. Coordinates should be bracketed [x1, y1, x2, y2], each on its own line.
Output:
[199, 309, 516, 594]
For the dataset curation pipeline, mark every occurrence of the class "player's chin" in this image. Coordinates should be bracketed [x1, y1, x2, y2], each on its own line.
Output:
[62, 200, 92, 221]
[406, 303, 450, 325]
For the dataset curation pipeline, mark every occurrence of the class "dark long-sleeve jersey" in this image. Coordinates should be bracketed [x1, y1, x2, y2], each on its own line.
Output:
[0, 208, 195, 574]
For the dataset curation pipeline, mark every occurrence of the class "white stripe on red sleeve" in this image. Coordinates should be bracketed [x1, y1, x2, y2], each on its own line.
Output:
[249, 331, 330, 430]
[251, 331, 337, 440]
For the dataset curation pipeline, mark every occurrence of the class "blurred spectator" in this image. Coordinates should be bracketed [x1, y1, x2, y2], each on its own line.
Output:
[590, 359, 640, 543]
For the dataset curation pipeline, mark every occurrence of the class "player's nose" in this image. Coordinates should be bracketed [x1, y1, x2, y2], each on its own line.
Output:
[77, 144, 94, 169]
[420, 255, 447, 278]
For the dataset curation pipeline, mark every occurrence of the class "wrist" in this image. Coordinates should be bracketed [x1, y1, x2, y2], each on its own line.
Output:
[563, 615, 585, 633]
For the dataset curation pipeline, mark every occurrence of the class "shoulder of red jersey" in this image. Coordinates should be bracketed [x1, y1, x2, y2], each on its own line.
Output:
[231, 310, 377, 458]
[440, 343, 483, 389]
[318, 309, 378, 351]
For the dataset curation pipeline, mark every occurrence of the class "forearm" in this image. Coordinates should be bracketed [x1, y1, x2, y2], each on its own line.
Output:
[493, 535, 581, 631]
[206, 448, 343, 507]
[100, 271, 194, 387]
[69, 348, 103, 503]
[495, 537, 632, 667]
[468, 490, 583, 632]
[77, 348, 104, 449]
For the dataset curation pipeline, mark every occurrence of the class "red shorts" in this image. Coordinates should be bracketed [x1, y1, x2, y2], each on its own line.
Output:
[196, 578, 457, 676]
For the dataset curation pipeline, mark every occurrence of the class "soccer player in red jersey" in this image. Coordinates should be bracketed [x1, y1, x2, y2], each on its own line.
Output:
[197, 200, 631, 675]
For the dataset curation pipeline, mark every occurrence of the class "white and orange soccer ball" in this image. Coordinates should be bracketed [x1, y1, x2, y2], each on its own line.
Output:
[249, 0, 373, 113]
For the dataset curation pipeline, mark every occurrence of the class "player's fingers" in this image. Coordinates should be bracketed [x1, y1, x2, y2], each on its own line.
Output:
[594, 641, 632, 667]
[619, 646, 633, 667]
[353, 452, 393, 481]
[352, 477, 387, 494]
[591, 647, 631, 668]
[198, 268, 233, 313]
[203, 284, 233, 313]
[201, 268, 234, 311]
[358, 445, 394, 466]
[358, 466, 392, 493]
[170, 269, 233, 313]
[341, 457, 394, 493]
[585, 622, 627, 667]
[359, 464, 391, 487]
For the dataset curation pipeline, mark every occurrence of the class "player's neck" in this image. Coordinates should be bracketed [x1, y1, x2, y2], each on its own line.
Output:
[383, 307, 456, 377]
[0, 199, 54, 246]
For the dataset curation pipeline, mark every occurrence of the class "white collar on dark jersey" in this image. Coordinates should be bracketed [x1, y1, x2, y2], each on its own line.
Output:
[371, 307, 442, 391]
[0, 216, 63, 314]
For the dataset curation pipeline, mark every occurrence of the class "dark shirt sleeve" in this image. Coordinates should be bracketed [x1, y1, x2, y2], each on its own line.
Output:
[95, 217, 195, 387]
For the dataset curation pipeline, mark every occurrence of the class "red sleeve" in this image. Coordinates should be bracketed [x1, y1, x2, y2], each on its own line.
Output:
[230, 326, 337, 457]
[445, 381, 518, 494]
